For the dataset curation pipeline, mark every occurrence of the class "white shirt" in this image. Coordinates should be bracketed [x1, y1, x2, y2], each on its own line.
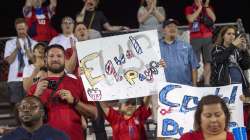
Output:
[23, 64, 35, 78]
[4, 37, 37, 82]
[49, 34, 77, 50]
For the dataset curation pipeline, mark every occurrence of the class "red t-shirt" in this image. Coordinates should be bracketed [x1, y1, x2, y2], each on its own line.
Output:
[180, 131, 234, 140]
[106, 105, 152, 140]
[29, 75, 94, 140]
[24, 6, 58, 42]
[184, 4, 214, 39]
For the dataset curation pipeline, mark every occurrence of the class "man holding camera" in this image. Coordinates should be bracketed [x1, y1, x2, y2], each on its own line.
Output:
[28, 44, 97, 140]
[185, 0, 216, 86]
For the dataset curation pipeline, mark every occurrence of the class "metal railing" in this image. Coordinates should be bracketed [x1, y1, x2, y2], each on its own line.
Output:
[0, 20, 247, 82]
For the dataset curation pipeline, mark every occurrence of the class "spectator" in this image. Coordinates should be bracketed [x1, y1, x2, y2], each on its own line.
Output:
[76, 0, 129, 37]
[185, 0, 216, 86]
[73, 22, 108, 140]
[49, 17, 78, 73]
[23, 0, 58, 43]
[28, 44, 97, 140]
[159, 18, 199, 86]
[74, 22, 89, 41]
[23, 43, 47, 92]
[137, 0, 165, 37]
[4, 18, 37, 105]
[180, 95, 234, 140]
[0, 96, 69, 140]
[211, 25, 250, 94]
[100, 96, 152, 140]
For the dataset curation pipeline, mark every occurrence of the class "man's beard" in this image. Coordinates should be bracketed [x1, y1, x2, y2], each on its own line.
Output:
[47, 64, 65, 73]
[20, 114, 41, 127]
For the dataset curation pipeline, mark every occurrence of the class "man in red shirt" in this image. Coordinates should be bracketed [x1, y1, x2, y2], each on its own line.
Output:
[29, 44, 97, 140]
[185, 0, 216, 86]
[23, 0, 58, 42]
[100, 96, 152, 140]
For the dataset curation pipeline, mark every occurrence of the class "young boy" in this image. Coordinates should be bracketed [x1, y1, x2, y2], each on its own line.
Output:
[100, 96, 151, 140]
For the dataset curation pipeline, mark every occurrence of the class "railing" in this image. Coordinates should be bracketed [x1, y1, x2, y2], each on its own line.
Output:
[0, 20, 248, 82]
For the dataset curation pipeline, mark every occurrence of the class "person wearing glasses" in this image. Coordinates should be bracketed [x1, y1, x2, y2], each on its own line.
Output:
[100, 96, 152, 140]
[0, 96, 69, 140]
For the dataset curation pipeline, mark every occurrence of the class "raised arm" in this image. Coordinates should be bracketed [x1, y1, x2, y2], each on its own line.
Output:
[99, 101, 110, 116]
[76, 4, 87, 23]
[204, 0, 216, 22]
[143, 96, 151, 108]
[186, 3, 202, 23]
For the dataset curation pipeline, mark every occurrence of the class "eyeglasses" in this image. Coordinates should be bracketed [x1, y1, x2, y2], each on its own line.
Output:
[62, 21, 74, 25]
[17, 103, 39, 112]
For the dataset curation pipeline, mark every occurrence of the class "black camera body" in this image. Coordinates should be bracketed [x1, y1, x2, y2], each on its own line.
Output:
[47, 80, 57, 90]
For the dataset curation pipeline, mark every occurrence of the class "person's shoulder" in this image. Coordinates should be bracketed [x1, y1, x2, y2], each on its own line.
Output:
[43, 125, 69, 140]
[180, 131, 202, 140]
[176, 39, 191, 47]
[0, 127, 24, 140]
[5, 37, 17, 46]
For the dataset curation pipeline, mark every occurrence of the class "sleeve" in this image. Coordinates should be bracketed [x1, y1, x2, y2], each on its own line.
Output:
[239, 50, 250, 70]
[105, 107, 121, 125]
[4, 40, 15, 59]
[136, 105, 152, 122]
[28, 84, 37, 96]
[65, 48, 73, 60]
[180, 132, 192, 140]
[49, 36, 58, 46]
[23, 65, 33, 78]
[184, 6, 193, 17]
[188, 44, 199, 69]
[211, 44, 236, 64]
[99, 11, 109, 26]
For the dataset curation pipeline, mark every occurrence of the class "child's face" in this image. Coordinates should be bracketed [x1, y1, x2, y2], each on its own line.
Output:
[120, 101, 137, 116]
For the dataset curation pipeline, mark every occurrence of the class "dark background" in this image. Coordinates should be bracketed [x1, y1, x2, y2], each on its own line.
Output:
[0, 0, 249, 37]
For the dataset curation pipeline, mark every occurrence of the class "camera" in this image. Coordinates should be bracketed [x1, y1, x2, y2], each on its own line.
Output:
[47, 80, 57, 89]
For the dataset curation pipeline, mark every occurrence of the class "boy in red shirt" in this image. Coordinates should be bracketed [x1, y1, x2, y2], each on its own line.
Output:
[100, 96, 152, 140]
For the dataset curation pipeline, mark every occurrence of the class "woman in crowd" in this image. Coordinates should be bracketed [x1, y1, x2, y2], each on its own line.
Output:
[23, 43, 47, 92]
[210, 25, 250, 94]
[137, 0, 165, 37]
[180, 95, 234, 140]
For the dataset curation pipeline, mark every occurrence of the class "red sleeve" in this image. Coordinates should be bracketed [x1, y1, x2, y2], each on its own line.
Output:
[184, 6, 193, 16]
[65, 48, 73, 60]
[106, 107, 122, 125]
[180, 132, 192, 140]
[135, 105, 152, 122]
[28, 84, 37, 96]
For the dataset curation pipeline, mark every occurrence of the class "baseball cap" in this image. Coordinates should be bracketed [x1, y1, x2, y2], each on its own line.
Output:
[163, 18, 180, 28]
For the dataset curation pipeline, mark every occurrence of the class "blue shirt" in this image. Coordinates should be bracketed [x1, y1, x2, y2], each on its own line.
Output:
[159, 39, 199, 85]
[0, 124, 69, 140]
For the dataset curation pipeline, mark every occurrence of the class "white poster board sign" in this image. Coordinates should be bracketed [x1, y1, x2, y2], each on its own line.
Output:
[76, 30, 165, 101]
[157, 83, 244, 139]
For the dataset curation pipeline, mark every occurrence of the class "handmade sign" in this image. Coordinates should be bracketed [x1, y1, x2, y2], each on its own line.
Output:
[157, 83, 244, 139]
[76, 30, 165, 101]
